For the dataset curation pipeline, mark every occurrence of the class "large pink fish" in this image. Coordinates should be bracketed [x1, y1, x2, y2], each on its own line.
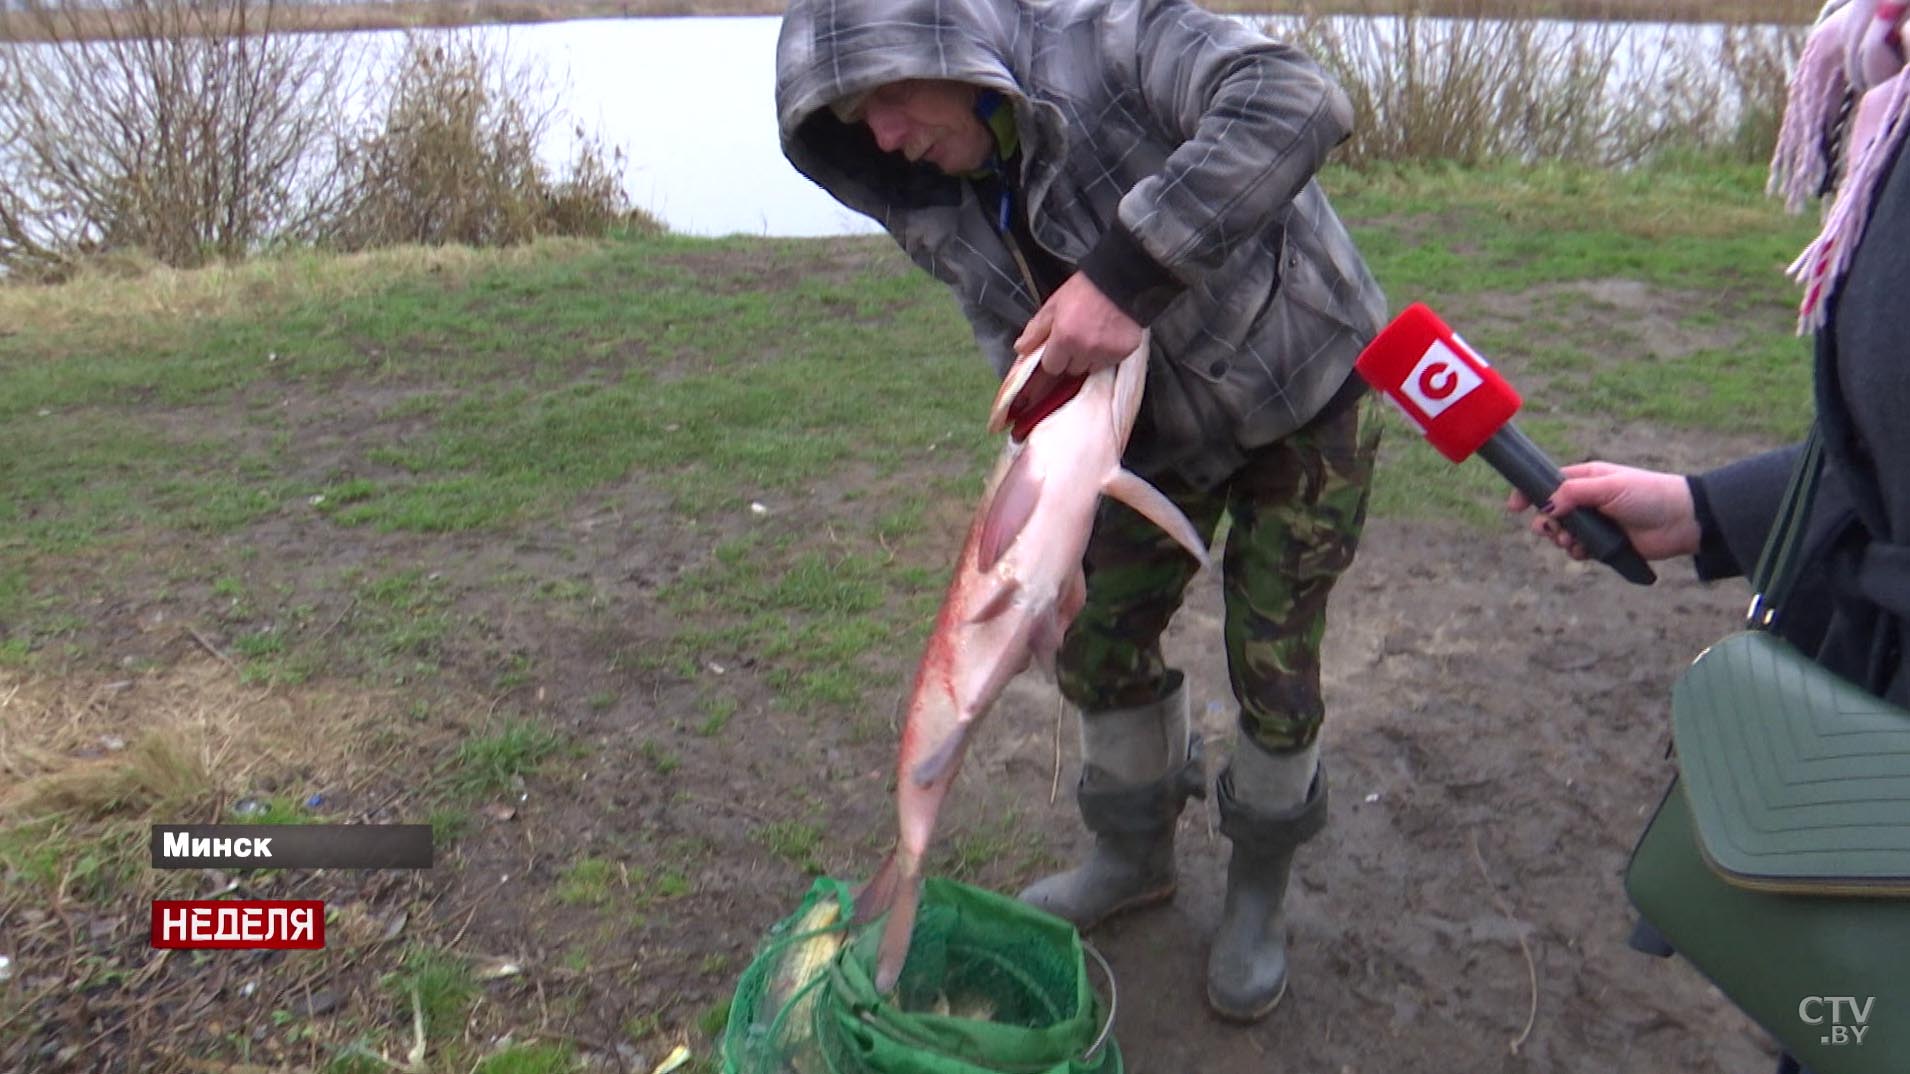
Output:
[854, 336, 1211, 993]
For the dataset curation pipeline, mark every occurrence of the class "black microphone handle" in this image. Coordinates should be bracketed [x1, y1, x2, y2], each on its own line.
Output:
[1474, 423, 1657, 586]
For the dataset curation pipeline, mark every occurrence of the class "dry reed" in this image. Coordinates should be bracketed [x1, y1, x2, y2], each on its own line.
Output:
[334, 33, 633, 249]
[0, 0, 1826, 42]
[1285, 0, 1806, 167]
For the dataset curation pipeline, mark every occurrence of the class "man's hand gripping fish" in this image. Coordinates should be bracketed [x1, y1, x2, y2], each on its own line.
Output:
[854, 335, 1211, 994]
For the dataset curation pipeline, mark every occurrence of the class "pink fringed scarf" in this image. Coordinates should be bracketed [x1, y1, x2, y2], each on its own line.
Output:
[1769, 0, 1910, 332]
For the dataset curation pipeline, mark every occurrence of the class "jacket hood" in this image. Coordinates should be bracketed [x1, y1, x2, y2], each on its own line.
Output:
[775, 0, 1027, 222]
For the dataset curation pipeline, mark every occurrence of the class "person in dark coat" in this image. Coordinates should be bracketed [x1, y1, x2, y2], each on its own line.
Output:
[1512, 0, 1910, 705]
[1512, 3, 1910, 1070]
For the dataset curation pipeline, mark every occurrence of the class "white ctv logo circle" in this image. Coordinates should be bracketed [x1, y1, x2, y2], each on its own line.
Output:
[1399, 340, 1484, 420]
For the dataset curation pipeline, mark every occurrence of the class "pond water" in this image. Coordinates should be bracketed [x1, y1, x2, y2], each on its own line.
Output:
[517, 16, 883, 238]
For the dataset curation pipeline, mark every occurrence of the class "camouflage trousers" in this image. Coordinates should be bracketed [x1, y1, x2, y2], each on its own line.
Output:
[1056, 394, 1381, 752]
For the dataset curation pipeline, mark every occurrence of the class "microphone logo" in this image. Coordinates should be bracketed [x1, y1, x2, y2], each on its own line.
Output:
[1398, 340, 1483, 420]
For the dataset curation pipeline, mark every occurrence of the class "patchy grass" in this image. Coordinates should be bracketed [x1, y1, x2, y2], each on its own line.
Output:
[0, 663, 445, 895]
[638, 739, 681, 775]
[6, 163, 1811, 681]
[1334, 159, 1819, 298]
[698, 998, 733, 1040]
[446, 718, 565, 798]
[554, 856, 619, 907]
[934, 807, 1050, 883]
[1565, 337, 1814, 437]
[662, 539, 914, 713]
[429, 806, 473, 845]
[1337, 161, 1818, 522]
[695, 694, 740, 737]
[382, 946, 481, 1044]
[228, 794, 320, 824]
[757, 819, 826, 874]
[0, 815, 139, 904]
[473, 1042, 578, 1074]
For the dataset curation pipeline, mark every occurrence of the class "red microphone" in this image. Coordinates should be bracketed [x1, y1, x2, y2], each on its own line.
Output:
[1357, 303, 1655, 585]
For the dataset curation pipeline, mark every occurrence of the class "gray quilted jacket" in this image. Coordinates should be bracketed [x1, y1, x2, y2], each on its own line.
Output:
[775, 0, 1385, 489]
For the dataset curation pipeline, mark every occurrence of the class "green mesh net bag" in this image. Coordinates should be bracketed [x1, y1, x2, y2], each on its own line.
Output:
[723, 876, 1121, 1074]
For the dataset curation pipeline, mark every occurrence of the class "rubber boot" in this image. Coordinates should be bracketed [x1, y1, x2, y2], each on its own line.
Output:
[1018, 672, 1207, 931]
[1205, 737, 1327, 1022]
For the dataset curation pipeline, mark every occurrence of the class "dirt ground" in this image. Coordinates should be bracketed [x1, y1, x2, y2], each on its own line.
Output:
[0, 260, 1803, 1073]
[1022, 514, 1774, 1074]
[936, 481, 1783, 1072]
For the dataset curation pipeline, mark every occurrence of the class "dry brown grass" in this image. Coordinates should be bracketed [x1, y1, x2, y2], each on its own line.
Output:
[0, 662, 474, 1068]
[0, 0, 1821, 41]
[0, 658, 458, 939]
[0, 240, 595, 350]
[0, 659, 397, 829]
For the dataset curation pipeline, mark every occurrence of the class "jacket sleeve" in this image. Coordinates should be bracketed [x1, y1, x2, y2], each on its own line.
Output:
[1082, 0, 1351, 314]
[1689, 444, 1803, 581]
[1688, 441, 1859, 589]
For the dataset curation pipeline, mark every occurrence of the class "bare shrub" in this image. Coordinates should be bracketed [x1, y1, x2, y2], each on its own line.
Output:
[542, 124, 657, 237]
[0, 9, 639, 278]
[0, 0, 355, 278]
[1292, 3, 1515, 165]
[330, 33, 634, 250]
[1285, 0, 1805, 168]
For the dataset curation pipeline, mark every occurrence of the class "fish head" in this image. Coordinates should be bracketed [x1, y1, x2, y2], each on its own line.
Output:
[986, 335, 1151, 443]
[986, 345, 1046, 435]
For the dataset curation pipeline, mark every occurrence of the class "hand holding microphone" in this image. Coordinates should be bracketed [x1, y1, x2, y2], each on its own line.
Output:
[1511, 462, 1703, 563]
[1355, 303, 1658, 585]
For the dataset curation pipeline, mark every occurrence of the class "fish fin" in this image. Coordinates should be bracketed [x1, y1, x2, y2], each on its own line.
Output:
[873, 874, 922, 994]
[1028, 570, 1084, 676]
[1028, 610, 1065, 676]
[910, 723, 974, 788]
[986, 347, 1046, 435]
[853, 853, 900, 925]
[1109, 336, 1151, 444]
[1061, 564, 1088, 624]
[920, 610, 1042, 791]
[1104, 469, 1210, 570]
[957, 609, 1038, 723]
[916, 602, 1046, 788]
[963, 573, 1020, 625]
[1030, 635, 1058, 679]
[977, 452, 1041, 570]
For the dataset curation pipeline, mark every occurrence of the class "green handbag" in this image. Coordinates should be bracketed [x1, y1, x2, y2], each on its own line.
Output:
[1624, 428, 1910, 1073]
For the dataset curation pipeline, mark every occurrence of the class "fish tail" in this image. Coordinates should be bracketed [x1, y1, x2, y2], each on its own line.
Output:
[872, 873, 922, 995]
